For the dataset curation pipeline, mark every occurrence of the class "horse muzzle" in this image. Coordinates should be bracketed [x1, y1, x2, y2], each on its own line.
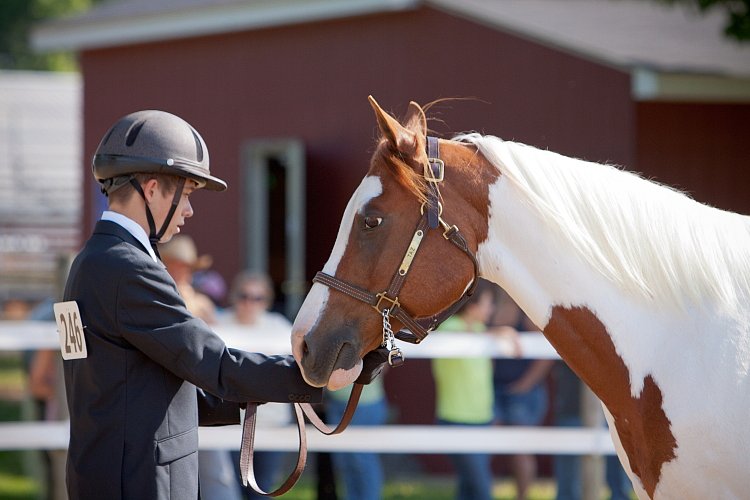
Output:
[291, 325, 363, 390]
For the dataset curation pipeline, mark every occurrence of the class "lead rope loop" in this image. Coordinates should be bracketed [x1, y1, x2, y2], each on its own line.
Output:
[382, 309, 404, 367]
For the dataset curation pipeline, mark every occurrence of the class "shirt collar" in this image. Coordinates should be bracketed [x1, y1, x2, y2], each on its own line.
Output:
[101, 210, 159, 263]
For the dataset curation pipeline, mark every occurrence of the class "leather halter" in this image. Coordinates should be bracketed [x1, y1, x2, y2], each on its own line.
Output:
[313, 136, 479, 346]
[238, 137, 480, 497]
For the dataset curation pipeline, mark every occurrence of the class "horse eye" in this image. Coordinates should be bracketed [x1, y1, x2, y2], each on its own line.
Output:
[364, 216, 383, 229]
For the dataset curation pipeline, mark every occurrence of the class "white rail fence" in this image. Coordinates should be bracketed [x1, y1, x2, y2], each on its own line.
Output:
[0, 321, 615, 455]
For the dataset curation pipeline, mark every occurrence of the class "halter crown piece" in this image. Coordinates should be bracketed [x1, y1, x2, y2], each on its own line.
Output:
[238, 136, 480, 498]
[312, 136, 480, 366]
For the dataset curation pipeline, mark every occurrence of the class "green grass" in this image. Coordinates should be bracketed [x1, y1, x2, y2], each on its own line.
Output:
[0, 355, 627, 500]
[257, 477, 558, 500]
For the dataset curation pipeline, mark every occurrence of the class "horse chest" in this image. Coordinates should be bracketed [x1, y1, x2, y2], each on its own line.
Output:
[542, 305, 678, 498]
[541, 304, 750, 499]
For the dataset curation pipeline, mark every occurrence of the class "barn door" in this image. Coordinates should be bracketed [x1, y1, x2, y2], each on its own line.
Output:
[242, 139, 305, 319]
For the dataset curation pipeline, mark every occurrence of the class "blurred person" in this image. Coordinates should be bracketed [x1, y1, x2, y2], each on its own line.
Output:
[160, 234, 241, 500]
[222, 271, 289, 330]
[16, 297, 63, 500]
[220, 270, 294, 498]
[1, 298, 31, 320]
[431, 279, 499, 500]
[194, 269, 228, 309]
[491, 290, 554, 500]
[552, 361, 633, 500]
[325, 376, 388, 500]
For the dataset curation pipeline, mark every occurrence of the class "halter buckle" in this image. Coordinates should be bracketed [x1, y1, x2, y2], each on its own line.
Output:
[425, 158, 445, 183]
[388, 349, 405, 367]
[373, 292, 400, 313]
[441, 220, 459, 240]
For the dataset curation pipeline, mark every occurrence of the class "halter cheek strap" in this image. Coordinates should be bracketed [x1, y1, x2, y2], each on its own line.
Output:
[313, 136, 479, 346]
[237, 136, 479, 498]
[129, 176, 186, 256]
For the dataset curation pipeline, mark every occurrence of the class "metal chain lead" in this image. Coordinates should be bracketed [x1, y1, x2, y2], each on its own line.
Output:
[381, 309, 404, 367]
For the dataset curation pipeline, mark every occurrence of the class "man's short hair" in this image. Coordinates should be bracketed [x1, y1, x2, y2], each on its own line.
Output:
[107, 173, 183, 205]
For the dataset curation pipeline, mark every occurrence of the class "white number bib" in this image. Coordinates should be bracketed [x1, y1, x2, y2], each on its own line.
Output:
[54, 301, 88, 360]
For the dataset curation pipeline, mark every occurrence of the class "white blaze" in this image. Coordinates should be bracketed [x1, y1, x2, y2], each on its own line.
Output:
[292, 176, 382, 388]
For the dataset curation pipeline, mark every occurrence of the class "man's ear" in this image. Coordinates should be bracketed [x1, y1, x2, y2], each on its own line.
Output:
[143, 178, 160, 203]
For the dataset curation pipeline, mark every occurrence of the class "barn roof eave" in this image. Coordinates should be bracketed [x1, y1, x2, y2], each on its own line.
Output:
[31, 0, 419, 52]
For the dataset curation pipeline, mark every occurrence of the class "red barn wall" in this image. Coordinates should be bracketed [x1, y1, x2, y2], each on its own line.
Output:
[636, 102, 750, 214]
[80, 6, 633, 287]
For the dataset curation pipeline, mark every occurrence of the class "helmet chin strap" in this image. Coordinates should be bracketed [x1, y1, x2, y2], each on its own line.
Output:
[128, 177, 187, 258]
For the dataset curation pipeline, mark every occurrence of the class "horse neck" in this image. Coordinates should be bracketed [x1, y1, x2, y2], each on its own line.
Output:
[473, 168, 742, 392]
[475, 173, 648, 331]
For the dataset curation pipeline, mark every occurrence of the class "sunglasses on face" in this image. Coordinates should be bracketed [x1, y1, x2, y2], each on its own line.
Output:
[237, 293, 268, 303]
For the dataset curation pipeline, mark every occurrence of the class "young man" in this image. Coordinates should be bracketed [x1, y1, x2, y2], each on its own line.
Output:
[60, 110, 383, 499]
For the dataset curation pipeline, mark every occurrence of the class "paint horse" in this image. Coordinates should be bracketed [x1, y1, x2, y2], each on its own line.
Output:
[291, 97, 750, 499]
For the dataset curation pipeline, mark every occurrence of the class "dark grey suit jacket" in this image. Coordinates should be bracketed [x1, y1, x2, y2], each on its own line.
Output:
[62, 220, 320, 499]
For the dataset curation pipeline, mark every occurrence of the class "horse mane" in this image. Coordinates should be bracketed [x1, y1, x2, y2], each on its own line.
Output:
[456, 133, 750, 309]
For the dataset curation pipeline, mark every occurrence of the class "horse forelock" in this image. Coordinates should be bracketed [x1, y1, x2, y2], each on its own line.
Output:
[371, 141, 429, 206]
[458, 133, 750, 311]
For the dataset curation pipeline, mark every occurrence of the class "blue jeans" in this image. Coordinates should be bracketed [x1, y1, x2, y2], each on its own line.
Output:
[326, 397, 387, 500]
[495, 383, 548, 425]
[438, 420, 493, 500]
[230, 449, 285, 499]
[199, 450, 242, 500]
[554, 416, 632, 500]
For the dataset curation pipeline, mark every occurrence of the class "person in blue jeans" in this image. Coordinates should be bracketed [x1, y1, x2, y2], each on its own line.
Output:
[432, 280, 499, 500]
[491, 290, 554, 500]
[326, 378, 388, 500]
[552, 361, 633, 500]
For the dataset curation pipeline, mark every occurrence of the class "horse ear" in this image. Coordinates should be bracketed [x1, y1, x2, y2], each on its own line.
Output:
[368, 95, 418, 156]
[403, 101, 427, 138]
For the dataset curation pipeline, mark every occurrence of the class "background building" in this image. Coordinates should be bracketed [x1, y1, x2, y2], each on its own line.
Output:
[0, 70, 81, 304]
[31, 0, 750, 474]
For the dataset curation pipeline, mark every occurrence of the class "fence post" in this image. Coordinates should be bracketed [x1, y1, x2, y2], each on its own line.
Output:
[581, 384, 604, 500]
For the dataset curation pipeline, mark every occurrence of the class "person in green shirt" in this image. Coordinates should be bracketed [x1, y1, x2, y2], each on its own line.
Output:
[432, 279, 498, 500]
[326, 378, 387, 500]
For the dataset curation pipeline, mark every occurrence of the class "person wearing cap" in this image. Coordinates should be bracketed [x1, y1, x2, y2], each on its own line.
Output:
[60, 110, 385, 500]
[160, 235, 243, 500]
[159, 234, 217, 324]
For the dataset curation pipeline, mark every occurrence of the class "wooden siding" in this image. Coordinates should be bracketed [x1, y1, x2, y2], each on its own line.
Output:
[79, 6, 633, 286]
[636, 102, 750, 214]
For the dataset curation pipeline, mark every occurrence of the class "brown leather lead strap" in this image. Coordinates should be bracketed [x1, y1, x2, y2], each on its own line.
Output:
[240, 402, 306, 497]
[239, 384, 364, 496]
[299, 383, 364, 435]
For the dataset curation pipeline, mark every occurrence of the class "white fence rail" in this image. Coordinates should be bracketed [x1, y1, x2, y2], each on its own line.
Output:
[0, 321, 559, 358]
[0, 321, 616, 455]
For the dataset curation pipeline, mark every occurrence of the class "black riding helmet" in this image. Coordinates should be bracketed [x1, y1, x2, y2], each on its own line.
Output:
[92, 110, 227, 250]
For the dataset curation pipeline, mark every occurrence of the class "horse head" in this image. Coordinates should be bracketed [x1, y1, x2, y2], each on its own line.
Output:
[291, 96, 497, 389]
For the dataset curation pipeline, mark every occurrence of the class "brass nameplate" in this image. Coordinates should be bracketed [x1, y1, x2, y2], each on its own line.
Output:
[398, 229, 425, 276]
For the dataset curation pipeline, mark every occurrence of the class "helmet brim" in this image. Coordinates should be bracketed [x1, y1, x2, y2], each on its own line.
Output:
[94, 154, 227, 191]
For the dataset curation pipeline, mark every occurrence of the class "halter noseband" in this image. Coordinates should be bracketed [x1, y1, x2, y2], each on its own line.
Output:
[312, 136, 479, 365]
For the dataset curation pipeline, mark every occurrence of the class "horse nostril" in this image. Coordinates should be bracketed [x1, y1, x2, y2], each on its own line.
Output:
[302, 340, 309, 355]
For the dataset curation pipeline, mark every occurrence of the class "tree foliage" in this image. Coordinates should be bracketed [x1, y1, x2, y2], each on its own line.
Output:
[658, 0, 750, 41]
[0, 0, 101, 71]
[0, 0, 747, 73]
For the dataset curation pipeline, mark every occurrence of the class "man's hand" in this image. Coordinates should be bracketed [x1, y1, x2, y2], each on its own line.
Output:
[354, 347, 390, 384]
